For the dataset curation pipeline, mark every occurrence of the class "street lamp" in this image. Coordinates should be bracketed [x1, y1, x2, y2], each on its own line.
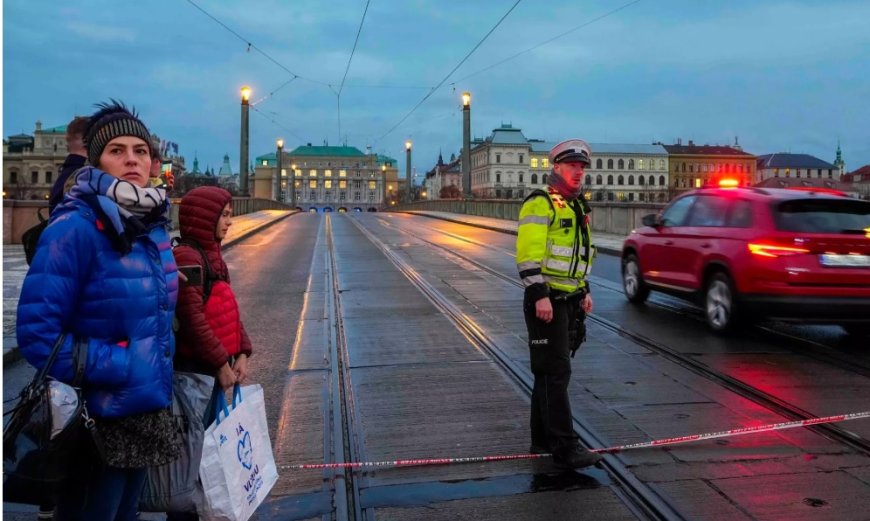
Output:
[274, 138, 284, 201]
[461, 91, 471, 199]
[405, 140, 412, 203]
[290, 163, 297, 208]
[381, 163, 387, 208]
[239, 85, 252, 197]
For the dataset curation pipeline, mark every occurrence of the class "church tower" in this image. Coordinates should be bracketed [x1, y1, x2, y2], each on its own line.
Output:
[833, 141, 845, 179]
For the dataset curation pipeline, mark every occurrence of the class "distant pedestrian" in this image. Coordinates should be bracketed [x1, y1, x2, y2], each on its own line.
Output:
[48, 116, 89, 214]
[17, 100, 180, 521]
[516, 138, 601, 469]
[168, 186, 254, 520]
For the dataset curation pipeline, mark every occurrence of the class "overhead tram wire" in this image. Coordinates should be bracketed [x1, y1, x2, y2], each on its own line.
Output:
[373, 0, 523, 144]
[250, 105, 307, 143]
[336, 0, 372, 144]
[250, 77, 299, 107]
[454, 0, 642, 83]
[184, 0, 332, 88]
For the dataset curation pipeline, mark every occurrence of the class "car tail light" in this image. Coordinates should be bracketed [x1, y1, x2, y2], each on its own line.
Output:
[748, 242, 811, 258]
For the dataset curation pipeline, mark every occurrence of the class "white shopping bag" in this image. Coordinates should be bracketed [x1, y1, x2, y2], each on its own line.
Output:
[198, 384, 279, 521]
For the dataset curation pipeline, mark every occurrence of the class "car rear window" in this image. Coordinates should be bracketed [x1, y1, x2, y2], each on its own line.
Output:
[773, 199, 870, 233]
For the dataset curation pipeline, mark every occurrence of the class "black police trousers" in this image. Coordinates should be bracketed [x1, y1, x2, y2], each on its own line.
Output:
[523, 293, 584, 455]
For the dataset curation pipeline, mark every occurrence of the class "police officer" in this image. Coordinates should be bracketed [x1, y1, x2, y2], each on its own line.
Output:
[516, 139, 601, 469]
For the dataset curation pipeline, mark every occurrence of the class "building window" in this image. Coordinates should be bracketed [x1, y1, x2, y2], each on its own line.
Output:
[496, 173, 501, 183]
[618, 159, 624, 169]
[339, 169, 347, 177]
[31, 171, 39, 184]
[542, 159, 549, 168]
[309, 169, 317, 177]
[368, 180, 376, 190]
[531, 158, 538, 168]
[606, 159, 613, 169]
[325, 170, 332, 177]
[817, 169, 822, 178]
[339, 180, 347, 189]
[596, 158, 603, 169]
[618, 175, 624, 185]
[607, 175, 614, 185]
[596, 175, 602, 184]
[774, 168, 779, 178]
[694, 178, 702, 188]
[531, 173, 538, 184]
[542, 174, 548, 184]
[628, 192, 635, 202]
[354, 192, 361, 201]
[585, 175, 592, 185]
[496, 153, 501, 163]
[648, 175, 654, 186]
[689, 164, 694, 173]
[638, 175, 645, 185]
[325, 180, 333, 189]
[309, 180, 317, 189]
[519, 173, 524, 183]
[638, 159, 644, 170]
[659, 175, 665, 186]
[628, 159, 635, 170]
[828, 169, 833, 178]
[519, 154, 524, 164]
[628, 175, 634, 186]
[261, 160, 268, 166]
[10, 171, 18, 183]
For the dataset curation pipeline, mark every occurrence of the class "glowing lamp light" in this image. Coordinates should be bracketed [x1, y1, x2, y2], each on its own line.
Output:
[240, 86, 252, 102]
[277, 138, 284, 148]
[719, 178, 739, 188]
[462, 91, 471, 107]
[405, 140, 412, 150]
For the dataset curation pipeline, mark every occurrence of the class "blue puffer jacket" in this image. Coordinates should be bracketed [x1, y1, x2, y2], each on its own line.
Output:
[17, 171, 178, 418]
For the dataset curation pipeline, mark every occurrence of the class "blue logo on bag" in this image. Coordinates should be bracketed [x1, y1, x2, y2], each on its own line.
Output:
[238, 431, 253, 470]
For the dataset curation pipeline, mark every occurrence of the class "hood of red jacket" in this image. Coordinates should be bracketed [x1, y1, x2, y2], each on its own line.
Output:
[179, 186, 233, 251]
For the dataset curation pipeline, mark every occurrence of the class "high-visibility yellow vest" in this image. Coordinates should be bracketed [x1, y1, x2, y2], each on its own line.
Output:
[516, 189, 594, 294]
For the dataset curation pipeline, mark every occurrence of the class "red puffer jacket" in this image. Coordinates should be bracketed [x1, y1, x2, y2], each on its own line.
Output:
[173, 186, 252, 374]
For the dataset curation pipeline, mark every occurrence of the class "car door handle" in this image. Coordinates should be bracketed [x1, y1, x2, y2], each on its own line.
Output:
[700, 242, 711, 248]
[665, 240, 674, 246]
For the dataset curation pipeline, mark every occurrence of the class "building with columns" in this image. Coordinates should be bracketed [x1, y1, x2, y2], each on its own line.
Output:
[585, 143, 670, 202]
[3, 121, 69, 200]
[254, 144, 397, 211]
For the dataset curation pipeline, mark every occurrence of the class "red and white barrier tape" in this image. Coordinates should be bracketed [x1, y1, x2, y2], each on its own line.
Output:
[281, 411, 870, 470]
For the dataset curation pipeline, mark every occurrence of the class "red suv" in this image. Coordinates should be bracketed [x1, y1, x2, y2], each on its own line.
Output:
[621, 186, 870, 336]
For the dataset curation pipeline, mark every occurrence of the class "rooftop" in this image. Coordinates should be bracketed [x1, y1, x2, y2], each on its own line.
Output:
[756, 153, 836, 170]
[663, 143, 754, 157]
[288, 145, 366, 157]
[588, 143, 669, 155]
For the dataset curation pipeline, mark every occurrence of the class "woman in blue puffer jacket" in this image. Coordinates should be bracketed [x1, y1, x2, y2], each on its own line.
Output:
[17, 101, 180, 521]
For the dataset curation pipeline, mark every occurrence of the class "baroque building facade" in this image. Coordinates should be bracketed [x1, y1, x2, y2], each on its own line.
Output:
[254, 144, 397, 211]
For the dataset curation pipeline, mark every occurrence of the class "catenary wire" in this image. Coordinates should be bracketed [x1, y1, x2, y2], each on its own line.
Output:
[373, 0, 523, 144]
[453, 0, 642, 83]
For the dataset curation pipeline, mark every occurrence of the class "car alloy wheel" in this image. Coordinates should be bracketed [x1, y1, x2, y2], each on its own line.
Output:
[705, 273, 736, 333]
[622, 254, 649, 304]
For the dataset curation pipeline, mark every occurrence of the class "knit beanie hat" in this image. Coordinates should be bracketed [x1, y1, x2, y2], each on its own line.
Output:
[83, 100, 152, 166]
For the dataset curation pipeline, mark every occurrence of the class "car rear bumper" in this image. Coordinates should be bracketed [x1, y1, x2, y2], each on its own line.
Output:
[741, 295, 870, 324]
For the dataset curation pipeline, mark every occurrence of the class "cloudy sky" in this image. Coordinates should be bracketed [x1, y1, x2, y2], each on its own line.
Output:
[4, 0, 869, 183]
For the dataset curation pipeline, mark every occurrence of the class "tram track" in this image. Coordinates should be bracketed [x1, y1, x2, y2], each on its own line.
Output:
[382, 213, 870, 377]
[351, 216, 685, 521]
[365, 214, 870, 458]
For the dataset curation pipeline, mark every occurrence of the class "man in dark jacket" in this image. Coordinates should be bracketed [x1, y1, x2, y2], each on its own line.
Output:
[48, 116, 89, 214]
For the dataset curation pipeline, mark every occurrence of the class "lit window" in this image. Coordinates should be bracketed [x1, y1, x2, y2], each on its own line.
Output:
[325, 170, 332, 177]
[339, 169, 347, 177]
[309, 180, 317, 189]
[531, 158, 538, 168]
[694, 178, 701, 188]
[295, 169, 301, 177]
[325, 180, 333, 189]
[368, 180, 376, 190]
[339, 180, 347, 189]
[309, 169, 317, 177]
[542, 159, 549, 168]
[281, 169, 286, 177]
[262, 160, 268, 166]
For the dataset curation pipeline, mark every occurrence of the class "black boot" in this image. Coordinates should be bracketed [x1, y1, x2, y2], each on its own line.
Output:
[553, 446, 602, 469]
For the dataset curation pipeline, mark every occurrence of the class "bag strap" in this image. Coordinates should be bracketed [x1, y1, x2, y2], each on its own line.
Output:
[34, 334, 67, 383]
[173, 238, 216, 302]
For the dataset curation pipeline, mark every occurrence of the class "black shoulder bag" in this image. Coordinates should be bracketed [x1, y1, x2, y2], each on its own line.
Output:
[3, 335, 103, 505]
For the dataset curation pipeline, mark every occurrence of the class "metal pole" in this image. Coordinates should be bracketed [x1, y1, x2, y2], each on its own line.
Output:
[405, 142, 412, 203]
[462, 92, 471, 199]
[274, 141, 283, 201]
[290, 163, 297, 208]
[240, 91, 250, 197]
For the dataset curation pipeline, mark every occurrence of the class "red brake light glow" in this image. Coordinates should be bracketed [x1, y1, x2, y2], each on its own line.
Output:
[748, 242, 810, 258]
[719, 178, 739, 188]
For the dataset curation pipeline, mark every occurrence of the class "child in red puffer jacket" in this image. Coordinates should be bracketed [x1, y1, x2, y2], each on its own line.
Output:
[168, 186, 253, 520]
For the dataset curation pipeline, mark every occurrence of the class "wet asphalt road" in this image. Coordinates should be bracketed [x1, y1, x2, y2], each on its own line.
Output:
[4, 211, 870, 520]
